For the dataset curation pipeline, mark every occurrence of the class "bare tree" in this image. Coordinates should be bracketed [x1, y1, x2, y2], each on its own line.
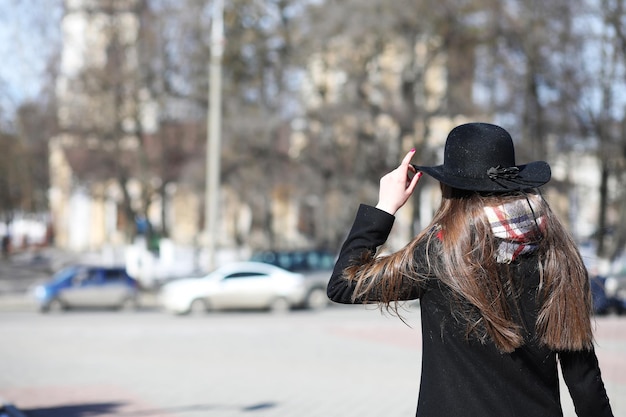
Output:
[0, 0, 61, 245]
[43, 0, 626, 259]
[584, 0, 626, 260]
[57, 0, 207, 243]
[0, 99, 56, 238]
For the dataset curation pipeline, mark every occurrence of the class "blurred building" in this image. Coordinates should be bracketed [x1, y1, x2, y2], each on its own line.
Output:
[51, 0, 138, 252]
[49, 0, 303, 280]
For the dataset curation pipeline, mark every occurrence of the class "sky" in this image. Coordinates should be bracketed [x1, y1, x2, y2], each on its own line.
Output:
[0, 0, 63, 117]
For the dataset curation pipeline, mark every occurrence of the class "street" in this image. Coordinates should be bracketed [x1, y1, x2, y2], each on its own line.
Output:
[0, 306, 625, 417]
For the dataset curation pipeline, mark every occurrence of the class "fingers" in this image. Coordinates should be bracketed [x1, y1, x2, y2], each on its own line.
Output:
[406, 171, 422, 194]
[401, 148, 421, 195]
[400, 149, 418, 185]
[401, 148, 416, 168]
[375, 148, 421, 215]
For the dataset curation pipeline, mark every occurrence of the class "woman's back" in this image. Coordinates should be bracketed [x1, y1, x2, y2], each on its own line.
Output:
[326, 122, 613, 416]
[416, 242, 562, 416]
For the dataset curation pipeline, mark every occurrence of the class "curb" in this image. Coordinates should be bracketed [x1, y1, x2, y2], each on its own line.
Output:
[0, 401, 27, 417]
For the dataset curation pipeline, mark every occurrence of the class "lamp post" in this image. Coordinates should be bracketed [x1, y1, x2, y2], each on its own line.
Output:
[205, 0, 223, 270]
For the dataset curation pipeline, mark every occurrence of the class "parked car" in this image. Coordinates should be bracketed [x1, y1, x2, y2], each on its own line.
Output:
[249, 250, 336, 310]
[250, 250, 336, 272]
[591, 275, 617, 315]
[33, 265, 140, 312]
[158, 261, 310, 315]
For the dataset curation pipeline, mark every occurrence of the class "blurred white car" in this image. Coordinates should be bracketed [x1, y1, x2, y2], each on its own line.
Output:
[158, 261, 310, 315]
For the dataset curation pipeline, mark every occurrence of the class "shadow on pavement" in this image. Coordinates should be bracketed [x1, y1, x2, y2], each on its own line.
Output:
[20, 401, 279, 416]
[21, 402, 124, 417]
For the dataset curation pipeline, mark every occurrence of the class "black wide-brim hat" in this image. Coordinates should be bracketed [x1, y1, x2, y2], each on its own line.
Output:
[412, 122, 551, 192]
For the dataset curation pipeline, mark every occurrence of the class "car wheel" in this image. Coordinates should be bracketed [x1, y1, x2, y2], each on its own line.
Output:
[189, 298, 209, 315]
[269, 297, 291, 314]
[119, 296, 140, 312]
[41, 298, 66, 313]
[305, 288, 328, 310]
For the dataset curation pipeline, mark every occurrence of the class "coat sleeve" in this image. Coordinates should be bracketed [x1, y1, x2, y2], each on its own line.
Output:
[559, 348, 614, 417]
[327, 204, 422, 304]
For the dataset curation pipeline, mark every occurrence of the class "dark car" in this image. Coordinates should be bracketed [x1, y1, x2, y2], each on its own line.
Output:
[33, 265, 140, 312]
[591, 275, 623, 315]
[604, 272, 626, 314]
[250, 250, 336, 272]
[250, 250, 336, 310]
[591, 275, 611, 315]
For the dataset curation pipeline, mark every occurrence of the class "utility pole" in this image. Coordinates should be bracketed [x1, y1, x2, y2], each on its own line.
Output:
[205, 0, 224, 270]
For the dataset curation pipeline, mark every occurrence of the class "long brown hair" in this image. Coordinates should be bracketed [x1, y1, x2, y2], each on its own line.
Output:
[344, 185, 594, 353]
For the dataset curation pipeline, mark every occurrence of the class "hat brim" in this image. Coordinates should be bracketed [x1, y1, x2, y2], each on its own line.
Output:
[412, 161, 551, 192]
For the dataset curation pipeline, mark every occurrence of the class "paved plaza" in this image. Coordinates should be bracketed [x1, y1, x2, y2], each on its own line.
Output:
[0, 303, 625, 417]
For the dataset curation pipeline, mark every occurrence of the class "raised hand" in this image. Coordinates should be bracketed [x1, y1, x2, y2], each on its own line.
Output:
[375, 149, 422, 215]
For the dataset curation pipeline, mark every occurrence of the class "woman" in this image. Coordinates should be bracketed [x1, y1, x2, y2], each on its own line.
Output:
[327, 122, 613, 417]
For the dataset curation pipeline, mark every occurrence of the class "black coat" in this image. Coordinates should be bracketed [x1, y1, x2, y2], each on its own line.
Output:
[327, 204, 613, 417]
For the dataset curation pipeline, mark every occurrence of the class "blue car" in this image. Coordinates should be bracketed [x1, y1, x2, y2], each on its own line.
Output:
[33, 265, 140, 312]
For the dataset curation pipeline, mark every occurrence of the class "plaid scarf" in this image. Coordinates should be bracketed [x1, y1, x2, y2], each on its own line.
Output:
[483, 197, 545, 263]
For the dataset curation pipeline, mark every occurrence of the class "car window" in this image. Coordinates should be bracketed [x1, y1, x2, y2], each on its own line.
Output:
[251, 252, 276, 264]
[223, 272, 268, 280]
[85, 270, 103, 285]
[250, 251, 335, 272]
[278, 253, 295, 270]
[306, 252, 335, 269]
[103, 269, 126, 284]
[72, 269, 91, 286]
[52, 267, 79, 284]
